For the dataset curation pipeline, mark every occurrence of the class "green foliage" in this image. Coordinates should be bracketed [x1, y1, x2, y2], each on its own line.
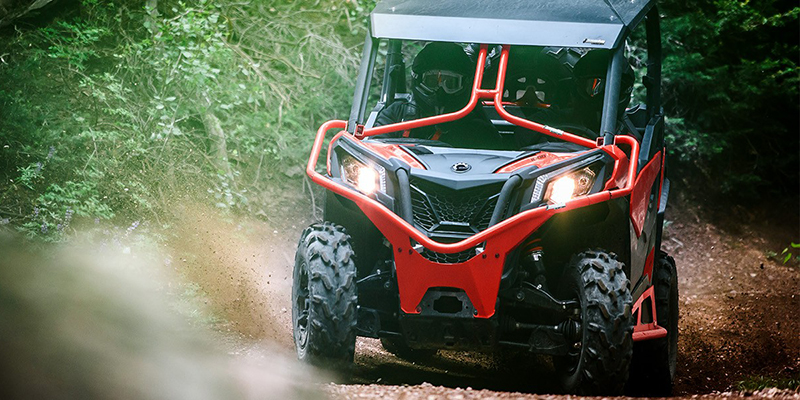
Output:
[736, 373, 800, 391]
[766, 242, 800, 265]
[0, 0, 366, 241]
[37, 20, 109, 70]
[659, 0, 799, 198]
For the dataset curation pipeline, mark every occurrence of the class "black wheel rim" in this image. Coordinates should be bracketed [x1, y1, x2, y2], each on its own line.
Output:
[295, 260, 310, 353]
[559, 272, 585, 376]
[564, 307, 585, 374]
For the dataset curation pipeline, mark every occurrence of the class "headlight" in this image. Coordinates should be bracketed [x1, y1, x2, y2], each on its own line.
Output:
[341, 155, 386, 195]
[548, 176, 576, 204]
[542, 166, 597, 204]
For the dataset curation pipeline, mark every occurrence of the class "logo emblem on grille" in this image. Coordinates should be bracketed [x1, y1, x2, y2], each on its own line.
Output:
[451, 162, 471, 173]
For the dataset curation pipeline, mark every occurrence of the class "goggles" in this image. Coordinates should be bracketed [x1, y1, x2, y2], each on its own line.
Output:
[416, 69, 465, 95]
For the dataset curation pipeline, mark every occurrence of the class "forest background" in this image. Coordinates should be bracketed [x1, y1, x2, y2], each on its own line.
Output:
[0, 0, 797, 242]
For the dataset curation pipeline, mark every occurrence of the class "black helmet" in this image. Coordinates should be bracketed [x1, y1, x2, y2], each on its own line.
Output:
[566, 50, 635, 132]
[503, 46, 581, 107]
[573, 50, 635, 114]
[411, 42, 474, 115]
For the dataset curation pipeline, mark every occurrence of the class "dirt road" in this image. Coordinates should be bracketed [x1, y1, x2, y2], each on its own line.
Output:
[171, 193, 800, 398]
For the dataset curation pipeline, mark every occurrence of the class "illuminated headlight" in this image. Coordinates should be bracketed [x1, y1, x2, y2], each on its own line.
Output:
[549, 176, 576, 204]
[341, 155, 386, 195]
[543, 166, 597, 204]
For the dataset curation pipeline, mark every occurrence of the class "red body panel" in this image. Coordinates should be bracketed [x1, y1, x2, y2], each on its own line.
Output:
[361, 141, 426, 170]
[366, 207, 550, 317]
[495, 151, 584, 173]
[629, 151, 662, 237]
[632, 286, 668, 341]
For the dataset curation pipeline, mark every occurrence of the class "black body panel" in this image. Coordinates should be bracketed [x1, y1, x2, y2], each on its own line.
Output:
[371, 0, 656, 49]
[536, 197, 631, 279]
[324, 191, 389, 277]
[399, 315, 498, 350]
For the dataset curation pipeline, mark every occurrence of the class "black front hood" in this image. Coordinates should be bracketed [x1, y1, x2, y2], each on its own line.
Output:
[404, 145, 527, 189]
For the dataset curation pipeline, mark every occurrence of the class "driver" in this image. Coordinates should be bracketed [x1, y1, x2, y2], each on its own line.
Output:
[374, 42, 503, 149]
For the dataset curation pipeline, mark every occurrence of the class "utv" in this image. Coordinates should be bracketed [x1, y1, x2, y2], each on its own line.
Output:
[292, 0, 678, 395]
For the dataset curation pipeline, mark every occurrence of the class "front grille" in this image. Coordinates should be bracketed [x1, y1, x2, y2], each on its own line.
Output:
[409, 178, 502, 234]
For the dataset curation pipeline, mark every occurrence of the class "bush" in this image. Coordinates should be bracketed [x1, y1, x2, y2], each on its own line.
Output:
[659, 0, 799, 198]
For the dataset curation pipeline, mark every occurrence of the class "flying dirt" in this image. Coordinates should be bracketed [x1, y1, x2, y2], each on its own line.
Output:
[170, 193, 798, 399]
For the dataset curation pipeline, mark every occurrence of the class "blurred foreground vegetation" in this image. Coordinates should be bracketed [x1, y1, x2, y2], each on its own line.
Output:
[0, 0, 797, 242]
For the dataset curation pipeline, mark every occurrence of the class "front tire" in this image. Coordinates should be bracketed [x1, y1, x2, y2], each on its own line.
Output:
[556, 250, 634, 395]
[292, 222, 358, 368]
[629, 251, 679, 395]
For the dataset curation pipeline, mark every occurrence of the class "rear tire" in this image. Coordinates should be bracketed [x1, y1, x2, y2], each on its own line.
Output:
[556, 250, 634, 395]
[292, 222, 358, 369]
[628, 251, 679, 395]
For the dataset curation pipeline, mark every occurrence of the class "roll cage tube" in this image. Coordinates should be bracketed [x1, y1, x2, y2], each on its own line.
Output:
[359, 45, 597, 149]
[306, 44, 641, 255]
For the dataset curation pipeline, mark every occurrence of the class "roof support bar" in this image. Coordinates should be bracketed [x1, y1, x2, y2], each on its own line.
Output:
[379, 40, 403, 104]
[600, 46, 625, 144]
[348, 34, 378, 133]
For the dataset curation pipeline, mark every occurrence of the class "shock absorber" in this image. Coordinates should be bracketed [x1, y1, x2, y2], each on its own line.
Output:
[520, 238, 547, 291]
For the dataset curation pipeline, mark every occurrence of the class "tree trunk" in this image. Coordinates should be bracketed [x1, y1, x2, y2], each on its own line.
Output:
[203, 112, 237, 190]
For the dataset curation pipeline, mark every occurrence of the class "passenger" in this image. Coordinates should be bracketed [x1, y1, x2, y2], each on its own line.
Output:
[374, 42, 503, 149]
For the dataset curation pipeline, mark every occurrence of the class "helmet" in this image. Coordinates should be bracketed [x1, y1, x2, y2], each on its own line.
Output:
[411, 42, 474, 115]
[503, 46, 581, 107]
[565, 50, 635, 132]
[573, 50, 635, 115]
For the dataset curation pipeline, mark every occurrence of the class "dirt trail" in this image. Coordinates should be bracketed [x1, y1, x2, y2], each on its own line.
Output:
[171, 194, 799, 398]
[664, 198, 800, 394]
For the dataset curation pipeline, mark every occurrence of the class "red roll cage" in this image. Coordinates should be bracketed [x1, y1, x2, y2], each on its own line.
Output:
[306, 44, 639, 255]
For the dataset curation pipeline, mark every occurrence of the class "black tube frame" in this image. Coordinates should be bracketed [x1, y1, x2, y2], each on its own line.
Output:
[348, 34, 378, 133]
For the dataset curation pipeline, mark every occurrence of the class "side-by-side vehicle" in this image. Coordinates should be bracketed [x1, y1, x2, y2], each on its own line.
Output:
[291, 0, 678, 395]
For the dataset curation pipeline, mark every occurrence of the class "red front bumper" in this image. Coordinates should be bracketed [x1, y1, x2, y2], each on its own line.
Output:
[307, 120, 639, 318]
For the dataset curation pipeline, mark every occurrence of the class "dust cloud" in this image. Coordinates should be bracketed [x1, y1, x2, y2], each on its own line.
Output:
[0, 228, 322, 400]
